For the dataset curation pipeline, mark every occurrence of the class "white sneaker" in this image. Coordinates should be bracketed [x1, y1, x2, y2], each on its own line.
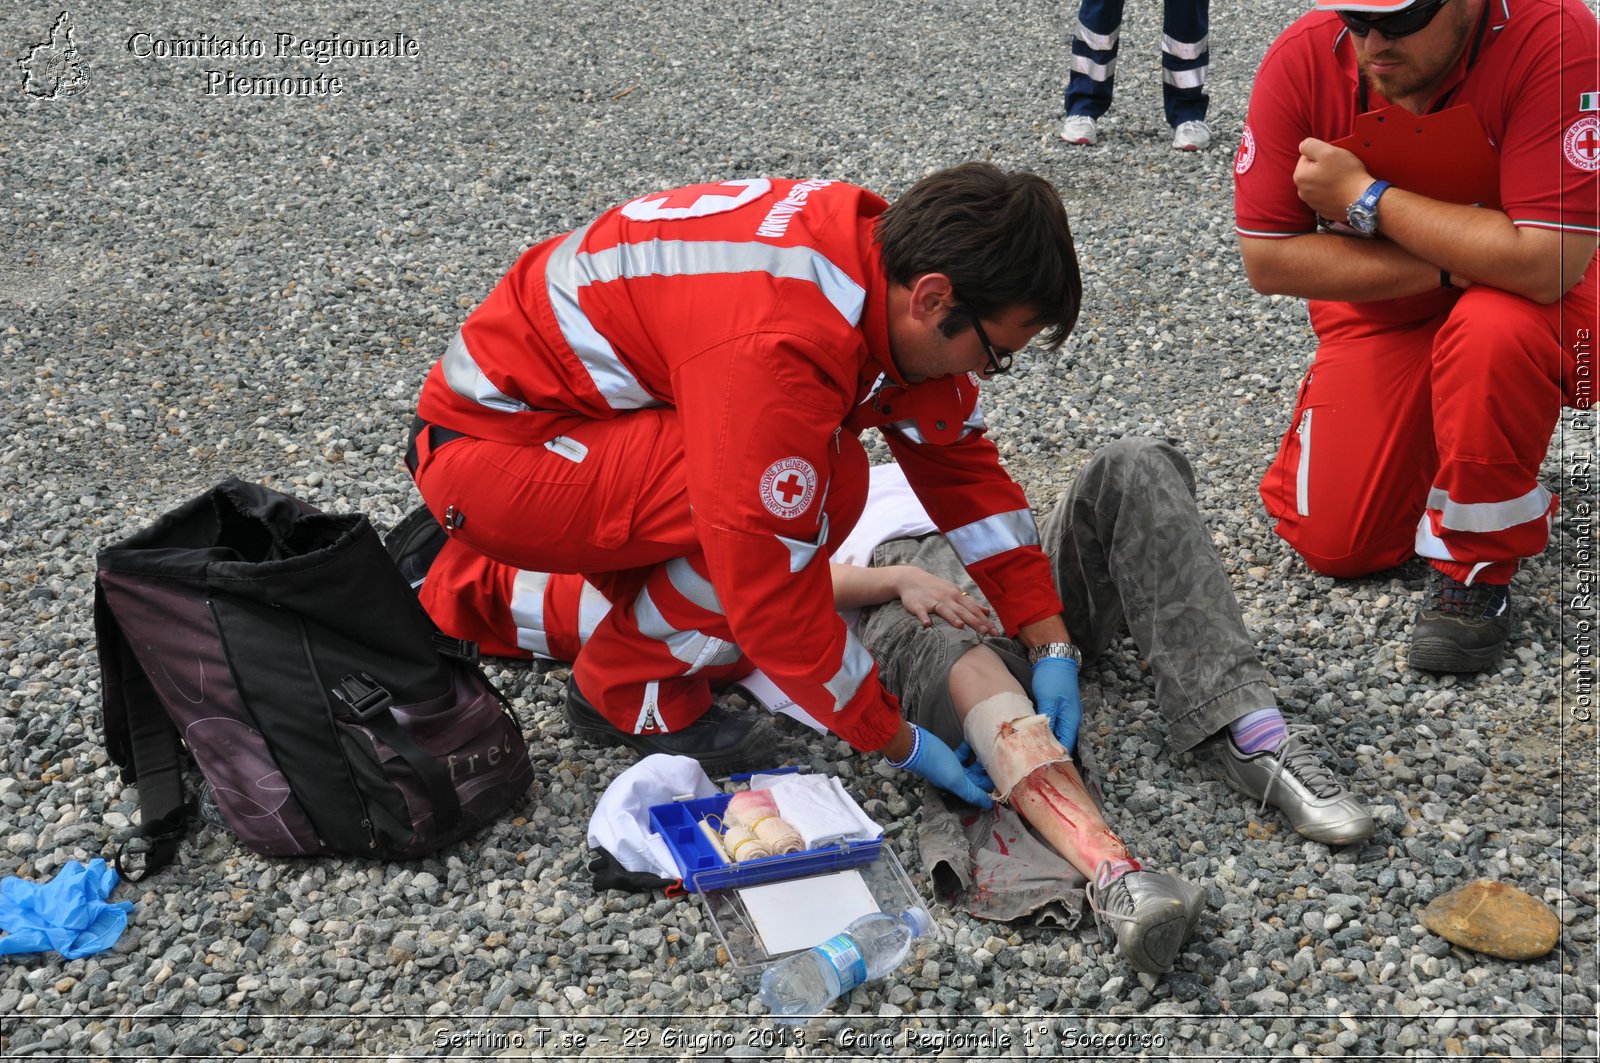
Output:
[1172, 120, 1211, 151]
[1060, 115, 1098, 145]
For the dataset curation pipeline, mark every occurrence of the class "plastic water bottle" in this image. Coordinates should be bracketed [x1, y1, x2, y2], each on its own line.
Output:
[758, 907, 934, 1021]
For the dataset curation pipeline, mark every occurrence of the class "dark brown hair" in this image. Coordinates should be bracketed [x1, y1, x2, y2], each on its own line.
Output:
[875, 162, 1081, 350]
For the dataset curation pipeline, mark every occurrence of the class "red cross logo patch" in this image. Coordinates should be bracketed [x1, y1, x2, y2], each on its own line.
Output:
[759, 457, 818, 520]
[1235, 125, 1257, 176]
[1564, 116, 1600, 172]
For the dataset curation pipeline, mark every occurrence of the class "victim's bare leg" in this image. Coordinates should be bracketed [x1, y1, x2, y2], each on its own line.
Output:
[948, 642, 1202, 974]
[946, 644, 1132, 877]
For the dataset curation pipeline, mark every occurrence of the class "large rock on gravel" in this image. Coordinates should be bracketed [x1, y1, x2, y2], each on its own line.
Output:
[1421, 879, 1561, 960]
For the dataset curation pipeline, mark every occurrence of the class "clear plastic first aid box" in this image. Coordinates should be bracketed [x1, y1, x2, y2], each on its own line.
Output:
[648, 789, 926, 972]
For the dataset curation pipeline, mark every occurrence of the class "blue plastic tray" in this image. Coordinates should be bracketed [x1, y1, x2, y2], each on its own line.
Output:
[648, 793, 884, 894]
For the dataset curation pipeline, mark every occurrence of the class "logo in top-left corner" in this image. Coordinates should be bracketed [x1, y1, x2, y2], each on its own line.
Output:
[18, 11, 87, 99]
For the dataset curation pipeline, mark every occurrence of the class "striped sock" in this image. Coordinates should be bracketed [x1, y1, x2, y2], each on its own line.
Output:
[1229, 707, 1287, 754]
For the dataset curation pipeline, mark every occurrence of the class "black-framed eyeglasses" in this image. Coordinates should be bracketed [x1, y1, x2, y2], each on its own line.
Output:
[962, 306, 1015, 375]
[1338, 0, 1451, 40]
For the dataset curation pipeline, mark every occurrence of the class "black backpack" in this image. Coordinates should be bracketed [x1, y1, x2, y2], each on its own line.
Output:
[93, 479, 535, 878]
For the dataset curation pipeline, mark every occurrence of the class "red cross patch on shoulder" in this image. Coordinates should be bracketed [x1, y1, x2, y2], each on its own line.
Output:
[1235, 125, 1257, 176]
[759, 457, 818, 519]
[1564, 116, 1600, 172]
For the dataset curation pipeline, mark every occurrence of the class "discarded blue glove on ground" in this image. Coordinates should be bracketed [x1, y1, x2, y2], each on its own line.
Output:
[0, 858, 133, 960]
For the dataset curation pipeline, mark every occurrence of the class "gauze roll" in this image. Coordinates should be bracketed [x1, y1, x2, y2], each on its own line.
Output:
[726, 790, 805, 855]
[720, 819, 772, 862]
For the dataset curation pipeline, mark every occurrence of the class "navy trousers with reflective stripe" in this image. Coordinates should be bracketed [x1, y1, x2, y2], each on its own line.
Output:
[1064, 0, 1209, 127]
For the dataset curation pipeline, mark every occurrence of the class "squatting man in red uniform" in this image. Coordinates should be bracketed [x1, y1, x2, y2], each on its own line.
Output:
[395, 162, 1370, 848]
[1235, 0, 1599, 672]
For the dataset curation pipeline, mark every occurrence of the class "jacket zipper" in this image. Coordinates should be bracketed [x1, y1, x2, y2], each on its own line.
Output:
[1295, 409, 1313, 517]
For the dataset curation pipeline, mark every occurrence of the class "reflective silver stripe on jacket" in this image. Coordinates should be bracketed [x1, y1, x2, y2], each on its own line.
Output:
[634, 587, 742, 674]
[575, 240, 867, 324]
[546, 224, 661, 411]
[512, 571, 613, 657]
[443, 331, 531, 414]
[511, 570, 554, 657]
[575, 581, 613, 642]
[776, 513, 831, 574]
[885, 401, 987, 445]
[945, 508, 1041, 566]
[665, 556, 724, 614]
[1413, 514, 1454, 561]
[544, 229, 868, 411]
[1427, 485, 1552, 534]
[823, 632, 875, 713]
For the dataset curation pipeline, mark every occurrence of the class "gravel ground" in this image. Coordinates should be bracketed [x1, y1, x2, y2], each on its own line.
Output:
[2, 0, 1596, 1058]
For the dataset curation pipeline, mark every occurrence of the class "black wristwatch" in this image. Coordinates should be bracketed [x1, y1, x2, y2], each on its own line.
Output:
[1027, 641, 1081, 666]
[1345, 179, 1391, 236]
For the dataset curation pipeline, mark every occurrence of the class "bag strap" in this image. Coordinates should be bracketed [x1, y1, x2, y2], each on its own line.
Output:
[330, 674, 462, 835]
[96, 598, 192, 881]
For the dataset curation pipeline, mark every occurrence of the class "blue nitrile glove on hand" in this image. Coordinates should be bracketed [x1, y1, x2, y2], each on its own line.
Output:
[886, 725, 994, 809]
[1031, 655, 1084, 755]
[952, 741, 996, 796]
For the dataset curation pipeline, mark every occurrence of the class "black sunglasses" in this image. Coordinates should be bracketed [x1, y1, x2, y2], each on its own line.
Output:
[962, 306, 1015, 375]
[1339, 0, 1451, 39]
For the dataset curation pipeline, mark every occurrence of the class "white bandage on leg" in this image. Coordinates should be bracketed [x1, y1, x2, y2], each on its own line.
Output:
[961, 693, 1072, 802]
[961, 692, 1034, 764]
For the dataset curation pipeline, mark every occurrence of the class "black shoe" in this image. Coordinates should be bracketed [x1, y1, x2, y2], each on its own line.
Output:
[563, 676, 778, 776]
[384, 505, 447, 592]
[1410, 569, 1512, 673]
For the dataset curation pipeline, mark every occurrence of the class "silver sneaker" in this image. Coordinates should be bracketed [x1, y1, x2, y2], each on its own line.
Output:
[1177, 875, 1206, 939]
[1213, 724, 1374, 846]
[1086, 865, 1200, 975]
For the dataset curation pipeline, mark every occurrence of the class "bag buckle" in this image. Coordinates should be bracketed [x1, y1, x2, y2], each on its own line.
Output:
[432, 632, 480, 664]
[332, 673, 394, 722]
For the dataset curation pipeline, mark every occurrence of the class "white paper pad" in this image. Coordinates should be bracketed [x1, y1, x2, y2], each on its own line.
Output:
[738, 869, 879, 955]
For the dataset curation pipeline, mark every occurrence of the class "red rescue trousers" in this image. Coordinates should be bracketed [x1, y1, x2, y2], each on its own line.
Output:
[1260, 262, 1598, 584]
[409, 407, 871, 734]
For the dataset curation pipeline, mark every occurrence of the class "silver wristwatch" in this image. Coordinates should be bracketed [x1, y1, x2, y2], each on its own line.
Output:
[1027, 641, 1081, 665]
[1345, 179, 1391, 237]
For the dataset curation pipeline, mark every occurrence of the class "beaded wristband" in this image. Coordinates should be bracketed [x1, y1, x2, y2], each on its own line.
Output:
[883, 725, 922, 770]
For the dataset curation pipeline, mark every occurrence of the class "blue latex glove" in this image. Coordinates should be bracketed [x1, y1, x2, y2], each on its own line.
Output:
[0, 859, 133, 961]
[1031, 656, 1084, 754]
[952, 740, 996, 796]
[887, 725, 994, 809]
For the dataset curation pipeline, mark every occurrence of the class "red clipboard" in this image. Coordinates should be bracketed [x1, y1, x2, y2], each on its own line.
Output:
[1332, 104, 1500, 208]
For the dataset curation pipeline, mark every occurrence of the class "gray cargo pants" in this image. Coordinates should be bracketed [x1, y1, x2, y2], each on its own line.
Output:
[860, 437, 1273, 753]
